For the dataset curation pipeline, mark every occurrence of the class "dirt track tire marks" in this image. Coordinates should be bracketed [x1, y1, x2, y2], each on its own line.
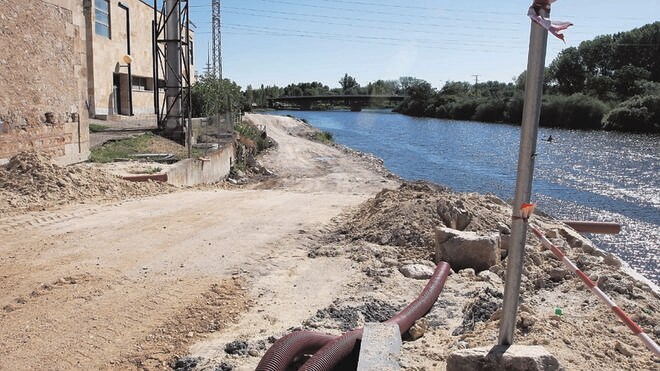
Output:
[0, 204, 108, 233]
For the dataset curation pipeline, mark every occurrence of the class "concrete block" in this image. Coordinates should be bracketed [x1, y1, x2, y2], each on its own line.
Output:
[357, 322, 402, 371]
[435, 227, 500, 272]
[166, 143, 235, 186]
[447, 345, 563, 371]
[399, 264, 434, 280]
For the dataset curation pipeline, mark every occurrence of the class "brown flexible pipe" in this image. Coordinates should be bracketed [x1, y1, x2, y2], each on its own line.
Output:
[256, 261, 451, 371]
[256, 331, 337, 371]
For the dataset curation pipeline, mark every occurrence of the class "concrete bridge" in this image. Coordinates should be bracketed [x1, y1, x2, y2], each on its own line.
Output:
[268, 95, 405, 112]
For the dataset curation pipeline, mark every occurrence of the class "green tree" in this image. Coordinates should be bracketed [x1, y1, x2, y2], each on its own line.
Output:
[367, 79, 399, 95]
[244, 84, 255, 110]
[579, 35, 614, 77]
[548, 47, 586, 94]
[191, 75, 243, 117]
[339, 73, 359, 94]
[399, 76, 424, 94]
[394, 79, 434, 116]
[440, 81, 471, 96]
[613, 65, 651, 98]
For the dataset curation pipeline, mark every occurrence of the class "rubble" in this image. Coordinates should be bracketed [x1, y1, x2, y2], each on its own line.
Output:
[0, 151, 173, 213]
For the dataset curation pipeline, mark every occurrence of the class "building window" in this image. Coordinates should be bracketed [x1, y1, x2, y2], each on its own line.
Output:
[189, 41, 194, 65]
[95, 0, 111, 38]
[132, 76, 148, 91]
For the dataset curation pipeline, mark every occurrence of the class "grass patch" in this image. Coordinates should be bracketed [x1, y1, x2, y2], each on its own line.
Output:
[90, 134, 156, 163]
[91, 132, 207, 163]
[312, 131, 334, 144]
[89, 123, 110, 132]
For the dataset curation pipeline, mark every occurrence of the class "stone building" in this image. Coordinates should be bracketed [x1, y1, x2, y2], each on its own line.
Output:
[0, 0, 194, 165]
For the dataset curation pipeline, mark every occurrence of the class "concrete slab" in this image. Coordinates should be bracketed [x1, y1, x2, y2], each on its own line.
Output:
[447, 345, 564, 371]
[357, 322, 402, 371]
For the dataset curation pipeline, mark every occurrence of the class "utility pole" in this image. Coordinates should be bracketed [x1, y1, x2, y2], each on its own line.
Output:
[204, 42, 212, 76]
[498, 6, 549, 346]
[472, 74, 480, 97]
[212, 0, 222, 79]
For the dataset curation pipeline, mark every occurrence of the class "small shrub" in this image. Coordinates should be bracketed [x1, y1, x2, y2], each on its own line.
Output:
[89, 123, 109, 132]
[235, 120, 271, 152]
[312, 131, 333, 143]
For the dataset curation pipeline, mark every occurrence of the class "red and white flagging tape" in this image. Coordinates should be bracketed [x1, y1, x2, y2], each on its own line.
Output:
[529, 224, 660, 357]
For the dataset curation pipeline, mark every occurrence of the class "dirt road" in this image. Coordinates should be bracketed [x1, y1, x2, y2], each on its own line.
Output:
[0, 113, 398, 369]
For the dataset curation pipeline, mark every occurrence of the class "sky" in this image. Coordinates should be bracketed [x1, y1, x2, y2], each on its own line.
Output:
[188, 0, 660, 90]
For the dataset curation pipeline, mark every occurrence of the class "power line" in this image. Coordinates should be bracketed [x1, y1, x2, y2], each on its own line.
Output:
[204, 24, 528, 53]
[239, 0, 525, 23]
[216, 9, 526, 39]
[220, 23, 522, 48]
[203, 6, 527, 33]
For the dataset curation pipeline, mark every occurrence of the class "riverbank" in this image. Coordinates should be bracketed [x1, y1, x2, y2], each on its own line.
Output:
[267, 109, 660, 286]
[0, 113, 658, 369]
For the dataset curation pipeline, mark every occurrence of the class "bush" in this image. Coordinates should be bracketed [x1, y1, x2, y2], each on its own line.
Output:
[504, 96, 524, 124]
[602, 95, 660, 132]
[448, 99, 479, 121]
[312, 131, 334, 143]
[235, 120, 271, 152]
[540, 94, 608, 129]
[473, 100, 506, 122]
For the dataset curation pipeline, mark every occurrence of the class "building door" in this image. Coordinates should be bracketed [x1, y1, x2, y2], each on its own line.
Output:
[113, 73, 122, 115]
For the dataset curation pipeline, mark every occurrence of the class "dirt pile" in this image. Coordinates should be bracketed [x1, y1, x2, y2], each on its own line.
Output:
[308, 181, 660, 370]
[336, 181, 511, 250]
[305, 298, 400, 331]
[0, 151, 173, 213]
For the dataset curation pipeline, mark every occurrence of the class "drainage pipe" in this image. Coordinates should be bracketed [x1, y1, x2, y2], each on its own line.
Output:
[530, 224, 660, 357]
[118, 2, 133, 116]
[561, 221, 621, 234]
[256, 332, 337, 371]
[256, 261, 451, 371]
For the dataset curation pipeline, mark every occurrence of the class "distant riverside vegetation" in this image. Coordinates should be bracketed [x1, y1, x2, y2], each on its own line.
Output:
[192, 22, 659, 133]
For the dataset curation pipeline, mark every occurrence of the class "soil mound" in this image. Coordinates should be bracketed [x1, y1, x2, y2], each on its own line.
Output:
[0, 151, 173, 213]
[337, 181, 512, 249]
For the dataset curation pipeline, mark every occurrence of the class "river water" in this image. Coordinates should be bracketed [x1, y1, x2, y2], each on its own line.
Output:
[268, 109, 659, 285]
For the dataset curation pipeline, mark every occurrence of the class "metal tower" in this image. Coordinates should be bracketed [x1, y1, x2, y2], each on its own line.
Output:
[212, 0, 222, 79]
[153, 0, 192, 153]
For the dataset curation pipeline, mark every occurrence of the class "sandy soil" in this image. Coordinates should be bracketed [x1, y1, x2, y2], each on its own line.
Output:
[0, 113, 658, 370]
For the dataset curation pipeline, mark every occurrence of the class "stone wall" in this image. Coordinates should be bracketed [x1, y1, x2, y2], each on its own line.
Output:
[0, 0, 89, 164]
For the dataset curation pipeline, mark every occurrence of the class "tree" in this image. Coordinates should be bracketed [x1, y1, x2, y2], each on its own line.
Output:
[548, 47, 586, 95]
[191, 75, 243, 117]
[612, 65, 651, 98]
[440, 81, 471, 96]
[579, 35, 614, 77]
[367, 79, 399, 95]
[394, 79, 434, 116]
[399, 76, 425, 94]
[339, 73, 359, 94]
[244, 85, 254, 110]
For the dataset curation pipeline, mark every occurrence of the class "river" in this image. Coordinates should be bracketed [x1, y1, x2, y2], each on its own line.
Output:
[267, 109, 660, 285]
